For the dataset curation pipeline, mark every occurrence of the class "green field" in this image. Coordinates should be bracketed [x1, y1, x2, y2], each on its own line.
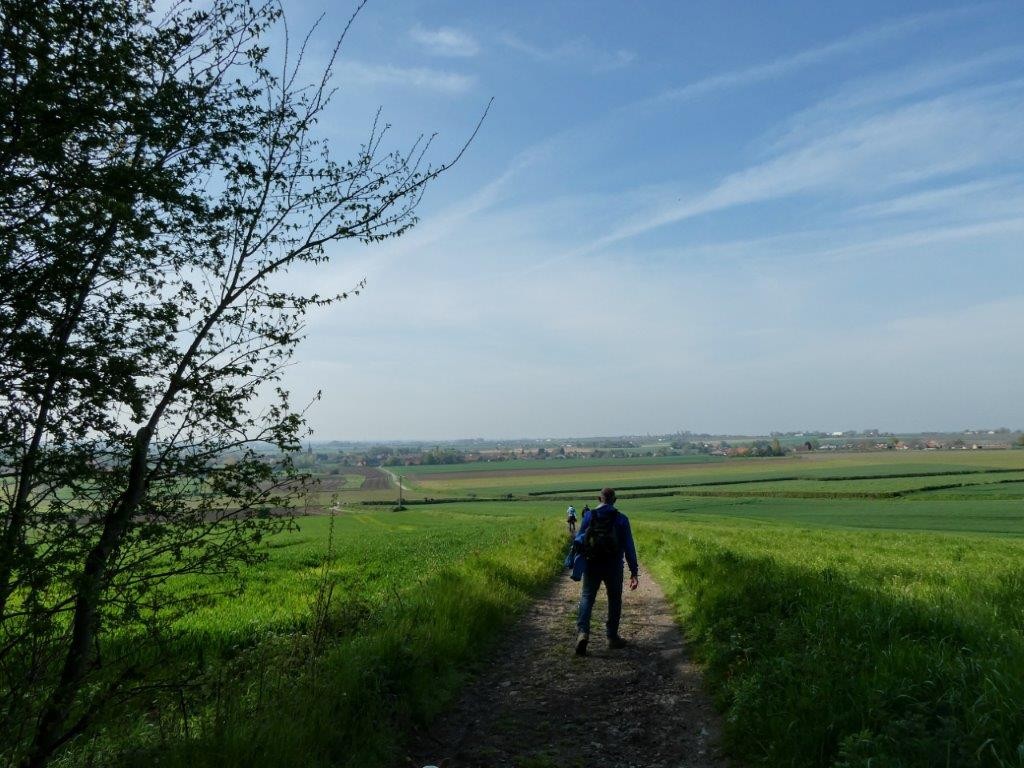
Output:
[396, 453, 724, 474]
[358, 450, 1024, 767]
[393, 451, 1024, 499]
[608, 471, 1024, 500]
[52, 506, 562, 768]
[641, 518, 1024, 766]
[916, 479, 1024, 499]
[339, 473, 369, 488]
[45, 450, 1024, 768]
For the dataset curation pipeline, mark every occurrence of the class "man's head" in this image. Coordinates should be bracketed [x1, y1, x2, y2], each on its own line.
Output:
[599, 487, 616, 505]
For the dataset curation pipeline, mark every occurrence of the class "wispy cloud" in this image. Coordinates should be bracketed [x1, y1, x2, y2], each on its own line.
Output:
[337, 60, 476, 94]
[793, 216, 1024, 266]
[359, 148, 543, 265]
[649, 5, 987, 106]
[409, 25, 480, 57]
[817, 47, 1023, 115]
[548, 79, 1024, 265]
[485, 8, 1007, 243]
[284, 1, 1024, 438]
[849, 177, 1024, 219]
[500, 33, 636, 72]
[770, 47, 1024, 153]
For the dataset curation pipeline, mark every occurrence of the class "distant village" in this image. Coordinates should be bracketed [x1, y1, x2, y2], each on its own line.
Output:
[295, 428, 1024, 469]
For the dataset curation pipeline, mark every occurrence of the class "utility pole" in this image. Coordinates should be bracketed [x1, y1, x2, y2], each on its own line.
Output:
[398, 474, 403, 508]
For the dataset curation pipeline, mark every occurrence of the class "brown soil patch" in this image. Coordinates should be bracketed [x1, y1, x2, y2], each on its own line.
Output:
[314, 475, 356, 491]
[404, 571, 728, 768]
[316, 467, 391, 491]
[361, 467, 391, 490]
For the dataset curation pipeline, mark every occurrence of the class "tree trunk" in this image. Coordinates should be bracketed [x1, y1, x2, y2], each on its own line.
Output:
[22, 424, 152, 767]
[0, 248, 108, 620]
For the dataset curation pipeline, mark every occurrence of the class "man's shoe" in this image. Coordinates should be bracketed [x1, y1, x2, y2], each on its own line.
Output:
[607, 635, 629, 649]
[575, 632, 589, 656]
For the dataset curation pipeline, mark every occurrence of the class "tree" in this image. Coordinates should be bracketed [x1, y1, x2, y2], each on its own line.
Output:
[0, 1, 482, 763]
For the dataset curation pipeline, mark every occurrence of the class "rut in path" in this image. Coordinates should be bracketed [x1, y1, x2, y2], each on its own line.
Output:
[405, 570, 729, 768]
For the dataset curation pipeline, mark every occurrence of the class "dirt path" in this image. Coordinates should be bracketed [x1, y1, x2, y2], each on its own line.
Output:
[404, 570, 729, 768]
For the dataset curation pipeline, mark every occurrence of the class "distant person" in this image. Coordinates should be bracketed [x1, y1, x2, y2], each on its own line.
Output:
[574, 487, 639, 656]
[566, 505, 577, 536]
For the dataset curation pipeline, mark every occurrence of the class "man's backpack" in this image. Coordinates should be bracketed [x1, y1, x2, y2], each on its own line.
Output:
[583, 509, 620, 563]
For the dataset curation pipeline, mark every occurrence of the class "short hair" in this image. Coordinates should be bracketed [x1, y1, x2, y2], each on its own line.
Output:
[599, 487, 616, 504]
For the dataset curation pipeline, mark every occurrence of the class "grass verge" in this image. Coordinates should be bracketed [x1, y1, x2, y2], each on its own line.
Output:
[642, 522, 1024, 767]
[54, 509, 564, 768]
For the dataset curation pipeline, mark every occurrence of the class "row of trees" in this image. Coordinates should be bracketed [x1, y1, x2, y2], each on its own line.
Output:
[726, 439, 787, 458]
[0, 1, 472, 764]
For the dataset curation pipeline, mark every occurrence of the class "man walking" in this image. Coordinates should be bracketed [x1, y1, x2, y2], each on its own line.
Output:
[575, 487, 639, 656]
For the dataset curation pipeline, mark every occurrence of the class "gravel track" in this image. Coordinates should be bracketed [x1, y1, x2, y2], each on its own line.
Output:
[404, 569, 729, 768]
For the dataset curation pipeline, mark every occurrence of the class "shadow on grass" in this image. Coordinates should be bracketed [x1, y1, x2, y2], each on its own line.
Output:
[649, 539, 1024, 768]
[97, 531, 564, 768]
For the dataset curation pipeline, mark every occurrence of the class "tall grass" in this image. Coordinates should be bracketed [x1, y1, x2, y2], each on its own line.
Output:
[642, 521, 1024, 767]
[53, 507, 563, 768]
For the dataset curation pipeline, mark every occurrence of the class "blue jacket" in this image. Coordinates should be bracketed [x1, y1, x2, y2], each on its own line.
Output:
[577, 504, 639, 577]
[564, 542, 587, 581]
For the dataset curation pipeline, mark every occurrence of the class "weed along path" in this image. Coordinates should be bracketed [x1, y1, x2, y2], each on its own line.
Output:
[405, 572, 728, 768]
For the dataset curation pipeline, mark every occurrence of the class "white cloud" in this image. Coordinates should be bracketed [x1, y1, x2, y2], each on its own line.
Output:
[550, 79, 1024, 265]
[848, 177, 1024, 220]
[500, 33, 636, 72]
[781, 47, 1024, 140]
[648, 4, 989, 107]
[409, 26, 480, 57]
[337, 60, 476, 94]
[280, 165, 1024, 437]
[290, 222, 1024, 437]
[273, 2, 1024, 440]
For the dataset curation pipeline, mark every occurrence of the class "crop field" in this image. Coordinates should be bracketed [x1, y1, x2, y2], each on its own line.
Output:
[640, 516, 1024, 766]
[583, 452, 1024, 766]
[47, 450, 1024, 768]
[916, 479, 1024, 499]
[394, 450, 1024, 500]
[392, 450, 1024, 766]
[397, 454, 725, 475]
[54, 506, 562, 768]
[613, 471, 1024, 499]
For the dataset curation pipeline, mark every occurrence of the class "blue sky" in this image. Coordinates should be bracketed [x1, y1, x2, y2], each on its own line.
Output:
[276, 1, 1024, 440]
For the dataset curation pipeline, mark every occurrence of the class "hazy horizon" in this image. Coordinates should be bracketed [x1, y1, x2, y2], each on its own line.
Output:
[267, 1, 1023, 441]
[306, 425, 1023, 444]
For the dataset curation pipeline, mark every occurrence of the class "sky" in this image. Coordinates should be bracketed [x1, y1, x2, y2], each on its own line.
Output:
[271, 0, 1024, 440]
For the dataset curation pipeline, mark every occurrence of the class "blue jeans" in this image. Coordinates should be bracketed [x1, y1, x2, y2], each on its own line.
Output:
[576, 561, 623, 637]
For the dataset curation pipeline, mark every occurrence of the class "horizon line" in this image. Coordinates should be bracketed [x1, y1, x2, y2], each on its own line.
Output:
[303, 427, 1024, 444]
